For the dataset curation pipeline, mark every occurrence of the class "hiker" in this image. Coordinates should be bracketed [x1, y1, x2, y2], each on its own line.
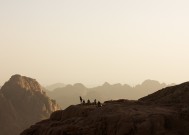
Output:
[97, 101, 101, 107]
[94, 99, 97, 105]
[82, 100, 85, 105]
[87, 99, 91, 105]
[80, 96, 83, 103]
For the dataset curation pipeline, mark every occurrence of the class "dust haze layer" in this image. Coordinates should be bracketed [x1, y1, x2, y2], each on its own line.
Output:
[1, 0, 189, 86]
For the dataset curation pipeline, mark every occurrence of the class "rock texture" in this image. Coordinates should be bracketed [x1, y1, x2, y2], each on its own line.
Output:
[0, 75, 60, 135]
[21, 82, 189, 135]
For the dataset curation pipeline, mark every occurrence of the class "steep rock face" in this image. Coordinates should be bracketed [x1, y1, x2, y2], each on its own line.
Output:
[21, 82, 189, 135]
[0, 91, 22, 135]
[0, 75, 60, 135]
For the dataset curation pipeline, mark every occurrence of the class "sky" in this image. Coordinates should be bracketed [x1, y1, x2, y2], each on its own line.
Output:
[0, 0, 189, 86]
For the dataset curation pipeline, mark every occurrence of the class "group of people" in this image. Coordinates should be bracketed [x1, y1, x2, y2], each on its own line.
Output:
[79, 96, 102, 107]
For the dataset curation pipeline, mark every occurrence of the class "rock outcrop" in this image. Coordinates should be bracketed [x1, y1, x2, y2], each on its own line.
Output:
[0, 75, 60, 135]
[139, 81, 189, 104]
[21, 82, 189, 135]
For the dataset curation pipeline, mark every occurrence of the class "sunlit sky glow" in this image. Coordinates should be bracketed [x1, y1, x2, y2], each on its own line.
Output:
[0, 0, 189, 86]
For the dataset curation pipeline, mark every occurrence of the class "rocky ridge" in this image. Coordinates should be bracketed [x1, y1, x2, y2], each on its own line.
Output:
[139, 81, 189, 104]
[21, 82, 189, 135]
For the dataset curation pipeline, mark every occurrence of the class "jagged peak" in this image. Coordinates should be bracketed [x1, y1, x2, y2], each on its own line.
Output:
[2, 74, 42, 92]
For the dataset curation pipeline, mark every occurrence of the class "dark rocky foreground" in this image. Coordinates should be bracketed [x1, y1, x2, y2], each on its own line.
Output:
[21, 82, 189, 135]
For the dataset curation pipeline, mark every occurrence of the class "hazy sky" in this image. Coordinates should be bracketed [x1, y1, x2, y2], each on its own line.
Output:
[0, 0, 189, 86]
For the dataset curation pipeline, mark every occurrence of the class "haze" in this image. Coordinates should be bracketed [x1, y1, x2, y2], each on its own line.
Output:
[1, 0, 189, 86]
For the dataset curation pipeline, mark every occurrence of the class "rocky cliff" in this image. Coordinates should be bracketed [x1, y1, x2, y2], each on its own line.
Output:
[0, 75, 60, 135]
[21, 82, 189, 135]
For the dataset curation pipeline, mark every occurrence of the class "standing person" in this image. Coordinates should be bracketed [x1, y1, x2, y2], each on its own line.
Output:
[97, 101, 101, 107]
[83, 100, 85, 105]
[94, 99, 97, 105]
[80, 96, 83, 104]
[87, 99, 91, 105]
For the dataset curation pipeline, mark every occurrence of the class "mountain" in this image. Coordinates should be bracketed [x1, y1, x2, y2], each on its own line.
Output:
[133, 79, 167, 99]
[0, 74, 60, 135]
[47, 80, 171, 109]
[139, 81, 189, 104]
[46, 83, 87, 109]
[46, 83, 65, 91]
[20, 81, 189, 135]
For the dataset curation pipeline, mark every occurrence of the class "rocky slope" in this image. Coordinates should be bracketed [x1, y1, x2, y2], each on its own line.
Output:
[21, 82, 189, 135]
[139, 81, 189, 104]
[0, 75, 60, 135]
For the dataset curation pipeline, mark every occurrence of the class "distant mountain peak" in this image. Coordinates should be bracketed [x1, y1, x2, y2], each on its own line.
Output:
[112, 83, 122, 87]
[46, 83, 65, 91]
[73, 83, 86, 88]
[0, 75, 60, 135]
[141, 79, 160, 85]
[3, 74, 43, 93]
[102, 82, 111, 87]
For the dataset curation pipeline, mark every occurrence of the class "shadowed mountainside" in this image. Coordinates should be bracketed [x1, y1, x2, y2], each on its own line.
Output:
[0, 75, 60, 135]
[21, 82, 189, 135]
[46, 80, 171, 109]
[139, 81, 189, 104]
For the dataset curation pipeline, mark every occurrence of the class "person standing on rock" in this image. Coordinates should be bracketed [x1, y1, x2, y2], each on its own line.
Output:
[97, 101, 101, 107]
[80, 96, 83, 104]
[94, 99, 97, 105]
[87, 99, 91, 105]
[83, 100, 85, 105]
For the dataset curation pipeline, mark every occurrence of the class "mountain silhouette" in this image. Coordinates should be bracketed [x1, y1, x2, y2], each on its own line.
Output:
[46, 83, 65, 91]
[21, 81, 189, 135]
[140, 81, 189, 104]
[47, 80, 171, 109]
[46, 84, 87, 109]
[0, 75, 60, 135]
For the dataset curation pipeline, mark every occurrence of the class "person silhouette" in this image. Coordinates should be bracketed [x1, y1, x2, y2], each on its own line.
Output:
[97, 101, 101, 107]
[82, 100, 85, 105]
[87, 99, 91, 105]
[80, 96, 83, 103]
[94, 99, 97, 105]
